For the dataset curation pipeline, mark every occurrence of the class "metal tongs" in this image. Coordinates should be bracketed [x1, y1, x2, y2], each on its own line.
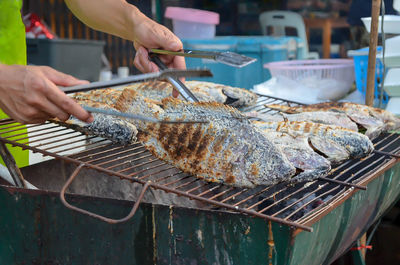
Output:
[61, 68, 212, 94]
[61, 68, 212, 124]
[150, 48, 257, 68]
[82, 106, 208, 124]
[150, 55, 200, 102]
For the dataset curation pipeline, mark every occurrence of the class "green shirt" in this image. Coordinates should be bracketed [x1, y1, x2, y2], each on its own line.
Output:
[0, 0, 26, 65]
[0, 0, 29, 167]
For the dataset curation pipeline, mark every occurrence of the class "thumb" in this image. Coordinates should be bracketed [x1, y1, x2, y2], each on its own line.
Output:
[158, 29, 183, 52]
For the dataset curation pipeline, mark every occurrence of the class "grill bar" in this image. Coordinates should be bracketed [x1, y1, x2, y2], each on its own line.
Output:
[0, 94, 399, 232]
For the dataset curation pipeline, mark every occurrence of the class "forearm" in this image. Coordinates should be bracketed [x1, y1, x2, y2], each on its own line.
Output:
[65, 0, 144, 41]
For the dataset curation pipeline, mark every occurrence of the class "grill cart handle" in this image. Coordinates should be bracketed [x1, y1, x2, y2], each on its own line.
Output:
[60, 163, 150, 224]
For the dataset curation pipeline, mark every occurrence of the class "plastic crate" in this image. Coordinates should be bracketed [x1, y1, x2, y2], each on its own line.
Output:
[347, 47, 388, 103]
[27, 38, 105, 82]
[182, 36, 305, 89]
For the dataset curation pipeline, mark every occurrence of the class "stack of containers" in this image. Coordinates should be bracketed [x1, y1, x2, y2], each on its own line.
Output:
[350, 10, 400, 111]
[347, 47, 387, 103]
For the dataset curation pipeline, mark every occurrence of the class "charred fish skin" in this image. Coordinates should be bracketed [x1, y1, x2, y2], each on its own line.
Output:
[185, 80, 258, 107]
[158, 99, 296, 187]
[255, 121, 374, 159]
[265, 102, 400, 138]
[245, 111, 359, 131]
[262, 130, 331, 182]
[116, 93, 296, 187]
[58, 100, 138, 144]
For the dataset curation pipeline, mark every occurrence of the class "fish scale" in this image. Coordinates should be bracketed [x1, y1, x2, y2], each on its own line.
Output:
[253, 120, 374, 163]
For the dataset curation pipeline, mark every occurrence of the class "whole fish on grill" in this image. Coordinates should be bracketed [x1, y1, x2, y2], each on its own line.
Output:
[266, 102, 400, 138]
[185, 81, 258, 107]
[56, 100, 138, 144]
[245, 111, 359, 131]
[113, 89, 296, 188]
[260, 129, 331, 182]
[123, 80, 258, 107]
[253, 120, 374, 164]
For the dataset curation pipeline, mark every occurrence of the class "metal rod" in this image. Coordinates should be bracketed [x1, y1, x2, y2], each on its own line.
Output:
[61, 69, 212, 94]
[373, 149, 400, 159]
[60, 163, 150, 224]
[318, 177, 367, 190]
[0, 142, 26, 188]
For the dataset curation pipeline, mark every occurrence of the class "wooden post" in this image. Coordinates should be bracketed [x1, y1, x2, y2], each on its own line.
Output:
[366, 0, 382, 106]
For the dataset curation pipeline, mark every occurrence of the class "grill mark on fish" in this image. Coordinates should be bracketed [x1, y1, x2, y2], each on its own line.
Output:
[175, 123, 192, 159]
[196, 132, 212, 158]
[187, 125, 202, 152]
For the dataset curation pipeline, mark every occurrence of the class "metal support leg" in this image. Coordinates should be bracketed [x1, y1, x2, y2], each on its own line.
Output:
[351, 219, 381, 265]
[351, 241, 366, 265]
[0, 142, 26, 188]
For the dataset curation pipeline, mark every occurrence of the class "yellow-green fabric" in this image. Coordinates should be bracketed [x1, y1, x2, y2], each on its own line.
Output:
[0, 0, 29, 167]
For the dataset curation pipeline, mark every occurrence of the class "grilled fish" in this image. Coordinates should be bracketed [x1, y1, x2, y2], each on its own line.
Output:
[124, 80, 258, 107]
[266, 102, 400, 138]
[58, 100, 138, 144]
[114, 89, 296, 188]
[72, 88, 124, 106]
[260, 129, 331, 182]
[245, 111, 358, 131]
[253, 120, 374, 163]
[185, 81, 258, 107]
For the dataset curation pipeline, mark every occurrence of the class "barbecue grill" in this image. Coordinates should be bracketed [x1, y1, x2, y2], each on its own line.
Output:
[0, 95, 399, 265]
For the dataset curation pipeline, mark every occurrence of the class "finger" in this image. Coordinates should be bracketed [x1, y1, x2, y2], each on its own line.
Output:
[134, 46, 158, 73]
[156, 27, 183, 52]
[43, 79, 93, 123]
[172, 55, 186, 70]
[31, 98, 71, 122]
[0, 96, 47, 124]
[40, 66, 89, 86]
[172, 88, 179, 98]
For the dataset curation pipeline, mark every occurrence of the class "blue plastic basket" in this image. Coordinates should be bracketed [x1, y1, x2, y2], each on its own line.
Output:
[348, 47, 388, 103]
[182, 36, 305, 89]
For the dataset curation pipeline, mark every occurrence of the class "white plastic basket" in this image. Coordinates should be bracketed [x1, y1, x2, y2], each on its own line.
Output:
[264, 59, 355, 101]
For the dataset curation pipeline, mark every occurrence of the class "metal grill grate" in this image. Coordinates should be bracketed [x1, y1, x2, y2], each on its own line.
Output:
[0, 95, 399, 232]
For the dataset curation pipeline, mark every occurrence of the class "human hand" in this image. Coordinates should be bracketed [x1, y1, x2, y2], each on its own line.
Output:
[132, 13, 186, 73]
[132, 13, 186, 97]
[0, 65, 94, 124]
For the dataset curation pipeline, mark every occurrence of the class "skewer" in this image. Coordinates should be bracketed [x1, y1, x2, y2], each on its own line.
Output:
[373, 150, 400, 159]
[318, 177, 367, 190]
